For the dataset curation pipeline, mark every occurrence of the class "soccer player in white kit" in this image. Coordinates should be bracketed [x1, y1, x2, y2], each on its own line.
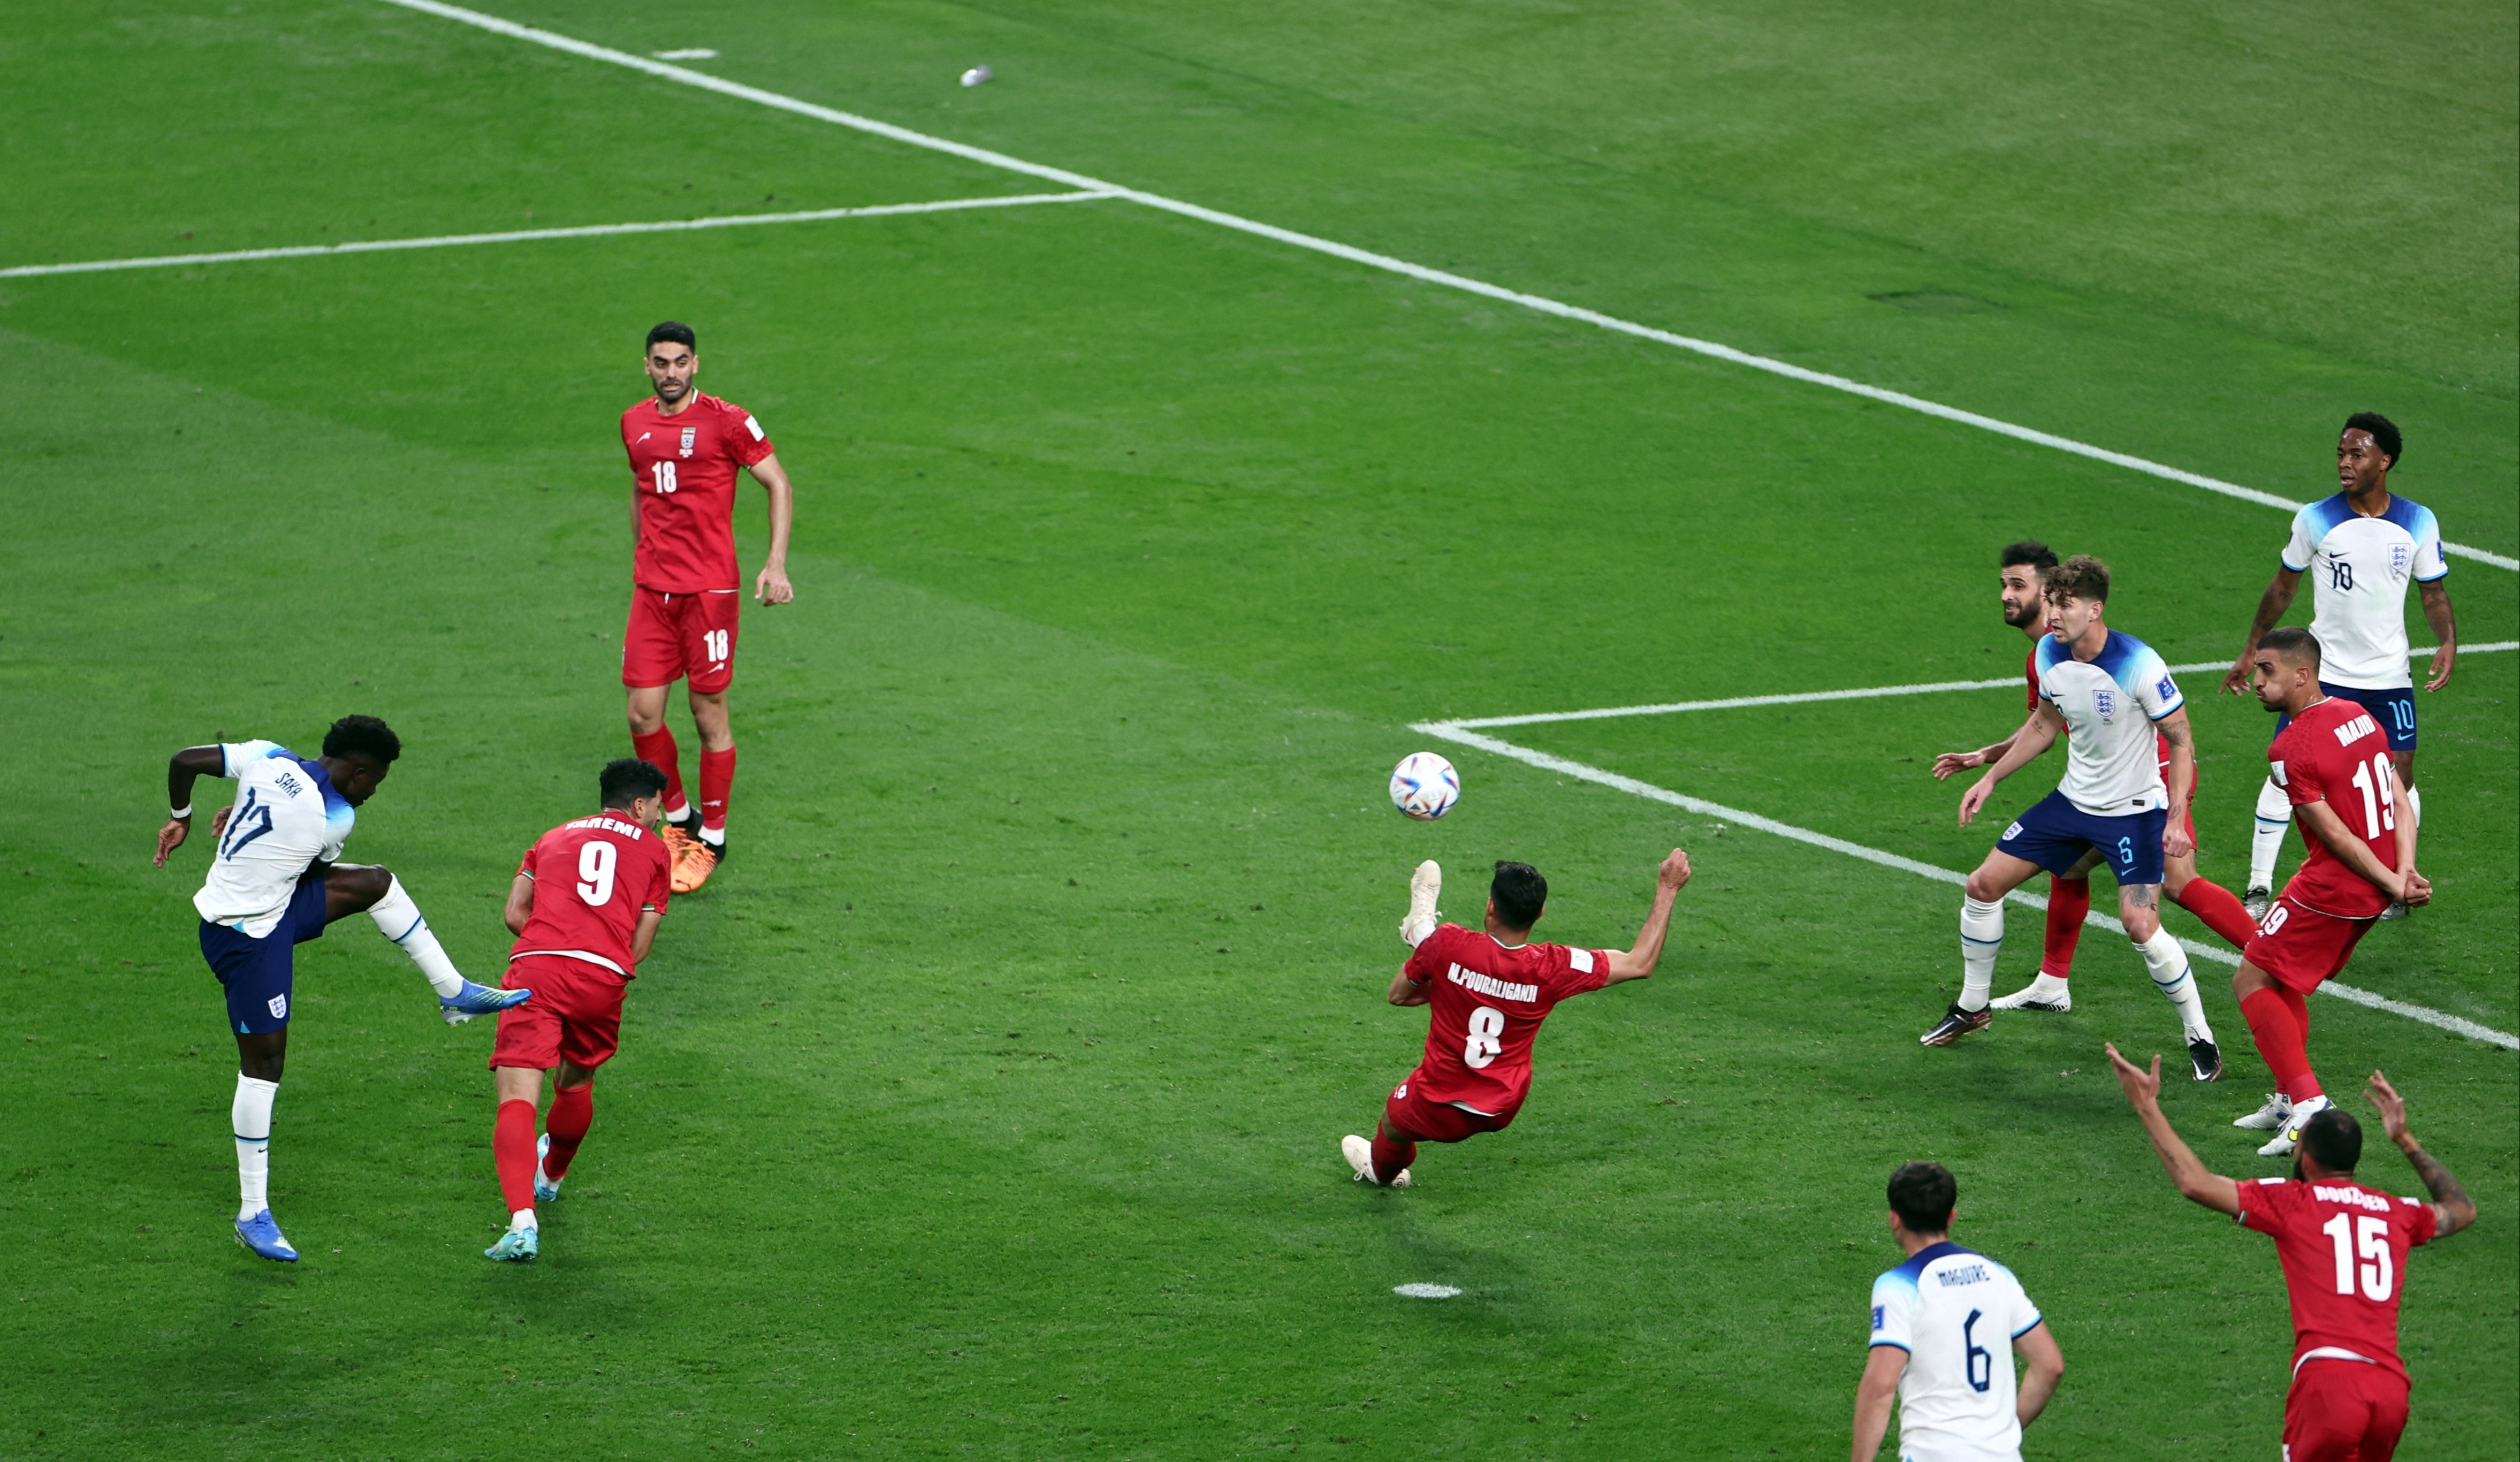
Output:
[2220, 414, 2455, 920]
[1853, 1161, 2063, 1462]
[1927, 557, 2224, 1079]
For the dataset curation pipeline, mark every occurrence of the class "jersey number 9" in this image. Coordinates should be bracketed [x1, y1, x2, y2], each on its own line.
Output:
[576, 841, 617, 907]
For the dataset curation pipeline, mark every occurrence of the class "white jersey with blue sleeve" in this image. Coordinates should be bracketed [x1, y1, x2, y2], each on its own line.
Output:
[1870, 1242, 2043, 1462]
[2035, 630, 2182, 817]
[2282, 492, 2446, 691]
[191, 741, 356, 938]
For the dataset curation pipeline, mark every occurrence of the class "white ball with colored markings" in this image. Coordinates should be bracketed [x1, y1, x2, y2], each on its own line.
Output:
[1389, 752, 1460, 821]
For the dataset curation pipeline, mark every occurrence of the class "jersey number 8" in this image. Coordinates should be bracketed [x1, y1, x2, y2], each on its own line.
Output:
[576, 841, 617, 907]
[1463, 1006, 1504, 1069]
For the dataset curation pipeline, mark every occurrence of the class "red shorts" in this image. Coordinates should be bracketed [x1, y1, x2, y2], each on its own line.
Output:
[623, 585, 740, 693]
[2245, 895, 2374, 995]
[2283, 1357, 2407, 1462]
[1384, 1072, 1518, 1144]
[490, 954, 629, 1072]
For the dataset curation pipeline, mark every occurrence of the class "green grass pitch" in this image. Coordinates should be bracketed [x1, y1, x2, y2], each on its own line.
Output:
[3, 1, 2513, 1457]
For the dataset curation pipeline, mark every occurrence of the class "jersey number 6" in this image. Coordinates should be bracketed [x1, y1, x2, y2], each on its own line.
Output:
[576, 841, 617, 907]
[1463, 1006, 1504, 1069]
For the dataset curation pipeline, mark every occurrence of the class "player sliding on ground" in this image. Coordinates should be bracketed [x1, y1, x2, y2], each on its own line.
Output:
[1930, 555, 2225, 1078]
[619, 321, 797, 894]
[2227, 629, 2430, 1159]
[483, 759, 677, 1262]
[1933, 542, 2257, 1015]
[2107, 1046, 2471, 1462]
[153, 717, 528, 1262]
[1343, 850, 1689, 1189]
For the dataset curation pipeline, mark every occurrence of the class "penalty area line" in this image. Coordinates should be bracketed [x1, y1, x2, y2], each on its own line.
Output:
[0, 192, 1116, 279]
[372, 0, 2520, 575]
[1412, 721, 2519, 1052]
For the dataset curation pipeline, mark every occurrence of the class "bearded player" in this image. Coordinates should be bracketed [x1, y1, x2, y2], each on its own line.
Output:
[2221, 414, 2455, 922]
[2108, 1047, 2471, 1461]
[2225, 629, 2429, 1159]
[621, 321, 796, 893]
[1929, 557, 2222, 1077]
[1342, 850, 1690, 1189]
[1935, 542, 2256, 1014]
[483, 758, 676, 1262]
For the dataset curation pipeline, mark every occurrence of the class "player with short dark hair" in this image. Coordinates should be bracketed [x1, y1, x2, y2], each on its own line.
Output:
[620, 321, 797, 894]
[2107, 1045, 2471, 1461]
[483, 758, 677, 1261]
[1928, 558, 2224, 1076]
[154, 716, 527, 1261]
[1853, 1161, 2064, 1462]
[2224, 630, 2429, 1158]
[1342, 850, 1691, 1188]
[2221, 415, 2455, 922]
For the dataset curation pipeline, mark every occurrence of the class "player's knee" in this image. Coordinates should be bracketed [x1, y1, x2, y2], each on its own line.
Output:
[1963, 870, 2004, 902]
[342, 864, 394, 903]
[2120, 907, 2160, 942]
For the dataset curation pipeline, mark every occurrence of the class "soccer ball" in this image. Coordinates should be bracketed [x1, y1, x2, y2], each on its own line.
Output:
[1389, 752, 1460, 820]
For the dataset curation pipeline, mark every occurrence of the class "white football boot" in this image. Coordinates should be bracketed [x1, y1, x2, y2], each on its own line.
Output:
[2233, 1092, 2293, 1131]
[1399, 861, 1441, 948]
[1341, 1134, 1410, 1189]
[2257, 1093, 2332, 1158]
[1988, 973, 2072, 1012]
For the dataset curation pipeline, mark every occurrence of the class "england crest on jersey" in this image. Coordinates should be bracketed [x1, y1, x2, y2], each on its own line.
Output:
[2093, 687, 2116, 722]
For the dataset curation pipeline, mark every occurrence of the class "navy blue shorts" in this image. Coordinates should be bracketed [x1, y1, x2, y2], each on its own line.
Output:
[200, 874, 331, 1034]
[1996, 789, 2167, 885]
[2276, 682, 2417, 752]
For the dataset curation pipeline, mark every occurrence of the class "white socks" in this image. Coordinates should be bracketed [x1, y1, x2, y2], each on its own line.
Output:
[234, 1074, 278, 1220]
[2248, 778, 2291, 890]
[367, 875, 465, 998]
[2136, 928, 2213, 1041]
[2405, 785, 2421, 827]
[509, 1209, 538, 1233]
[1959, 897, 2005, 1011]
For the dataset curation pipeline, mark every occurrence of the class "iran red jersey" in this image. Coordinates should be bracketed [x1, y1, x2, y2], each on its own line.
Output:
[509, 814, 674, 980]
[2027, 647, 2171, 772]
[621, 392, 775, 593]
[2235, 1175, 2438, 1382]
[2271, 698, 2401, 918]
[1400, 924, 1612, 1116]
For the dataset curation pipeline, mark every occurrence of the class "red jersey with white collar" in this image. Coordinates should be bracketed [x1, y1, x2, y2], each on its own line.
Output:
[1400, 924, 1612, 1115]
[509, 814, 674, 980]
[2270, 697, 2401, 919]
[2235, 1175, 2438, 1382]
[621, 392, 775, 592]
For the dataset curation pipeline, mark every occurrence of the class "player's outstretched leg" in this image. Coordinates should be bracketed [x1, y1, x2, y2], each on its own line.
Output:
[1399, 860, 1442, 948]
[333, 865, 529, 1023]
[2244, 778, 2290, 919]
[230, 1060, 296, 1261]
[1342, 1131, 1413, 1189]
[488, 1092, 542, 1260]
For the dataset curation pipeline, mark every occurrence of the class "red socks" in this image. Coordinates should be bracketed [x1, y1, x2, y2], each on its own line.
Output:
[2240, 986, 2322, 1101]
[1369, 1131, 1417, 1186]
[698, 745, 736, 833]
[2176, 879, 2260, 949]
[2040, 876, 2090, 978]
[630, 726, 689, 818]
[494, 1099, 539, 1214]
[544, 1084, 594, 1180]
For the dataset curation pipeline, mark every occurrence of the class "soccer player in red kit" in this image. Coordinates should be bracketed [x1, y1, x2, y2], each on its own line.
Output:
[620, 321, 796, 894]
[1935, 540, 2256, 1015]
[2228, 628, 2429, 1159]
[483, 759, 677, 1261]
[1342, 850, 1691, 1188]
[2108, 1046, 2472, 1462]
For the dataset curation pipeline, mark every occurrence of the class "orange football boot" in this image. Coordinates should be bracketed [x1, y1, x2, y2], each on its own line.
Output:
[671, 839, 720, 894]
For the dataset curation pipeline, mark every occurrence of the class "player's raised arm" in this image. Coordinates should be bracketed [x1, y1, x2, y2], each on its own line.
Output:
[2366, 1071, 2474, 1236]
[155, 744, 228, 865]
[1386, 960, 1431, 1007]
[1958, 704, 2061, 826]
[2105, 1043, 2240, 1216]
[749, 452, 795, 606]
[1604, 849, 1692, 983]
[2221, 565, 2303, 695]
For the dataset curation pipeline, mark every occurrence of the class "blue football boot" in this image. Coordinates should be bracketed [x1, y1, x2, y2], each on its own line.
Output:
[440, 979, 530, 1026]
[484, 1224, 539, 1262]
[234, 1209, 299, 1262]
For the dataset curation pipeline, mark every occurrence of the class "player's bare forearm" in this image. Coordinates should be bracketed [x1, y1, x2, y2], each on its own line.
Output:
[630, 908, 663, 965]
[2106, 1044, 2240, 1215]
[155, 745, 225, 864]
[1849, 1350, 1904, 1461]
[2158, 715, 2196, 855]
[2418, 582, 2455, 690]
[2295, 801, 2404, 900]
[1607, 849, 1691, 983]
[2223, 568, 2301, 691]
[750, 454, 796, 605]
[502, 874, 535, 935]
[1986, 708, 2061, 783]
[1387, 963, 1430, 1007]
[2013, 1322, 2064, 1427]
[2370, 1070, 2475, 1235]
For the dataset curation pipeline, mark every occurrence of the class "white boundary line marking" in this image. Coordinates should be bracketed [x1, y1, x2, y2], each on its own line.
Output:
[366, 0, 2520, 575]
[1413, 722, 2518, 1050]
[1446, 644, 2520, 729]
[0, 193, 1114, 280]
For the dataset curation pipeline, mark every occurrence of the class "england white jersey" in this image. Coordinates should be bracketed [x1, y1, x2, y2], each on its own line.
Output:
[2282, 493, 2447, 690]
[191, 741, 355, 938]
[1870, 1242, 2043, 1462]
[2035, 630, 2183, 816]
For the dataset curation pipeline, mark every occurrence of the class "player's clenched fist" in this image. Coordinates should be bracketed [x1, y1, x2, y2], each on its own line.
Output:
[1657, 848, 1692, 891]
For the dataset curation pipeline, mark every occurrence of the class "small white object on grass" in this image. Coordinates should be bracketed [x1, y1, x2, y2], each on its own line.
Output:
[960, 65, 993, 87]
[653, 48, 718, 60]
[1392, 1283, 1461, 1299]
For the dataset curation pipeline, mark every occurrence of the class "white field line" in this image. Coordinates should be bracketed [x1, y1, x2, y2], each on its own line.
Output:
[1414, 723, 2519, 1050]
[371, 0, 2520, 576]
[0, 193, 1114, 280]
[1446, 643, 2520, 729]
